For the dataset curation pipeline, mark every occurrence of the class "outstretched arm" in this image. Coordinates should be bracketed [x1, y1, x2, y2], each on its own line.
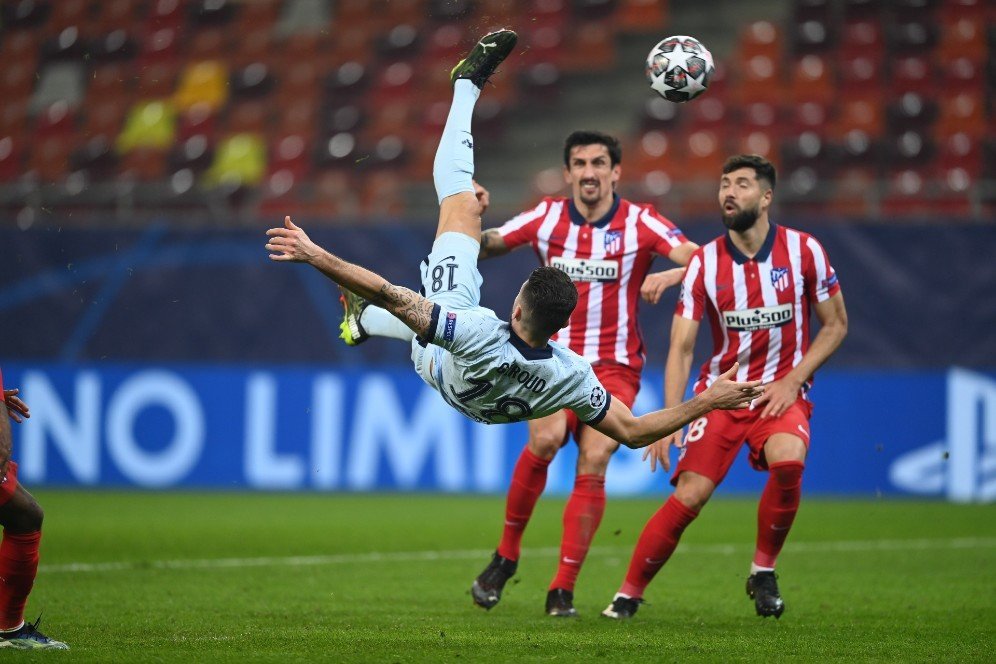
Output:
[590, 363, 763, 449]
[266, 217, 436, 338]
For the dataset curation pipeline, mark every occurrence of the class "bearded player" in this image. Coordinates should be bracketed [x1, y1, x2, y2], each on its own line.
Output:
[601, 154, 848, 620]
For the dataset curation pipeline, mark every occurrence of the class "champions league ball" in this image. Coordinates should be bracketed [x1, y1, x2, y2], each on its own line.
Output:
[645, 35, 715, 103]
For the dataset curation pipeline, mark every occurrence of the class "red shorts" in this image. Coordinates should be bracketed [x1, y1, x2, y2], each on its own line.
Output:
[0, 461, 19, 507]
[565, 362, 641, 444]
[671, 396, 813, 487]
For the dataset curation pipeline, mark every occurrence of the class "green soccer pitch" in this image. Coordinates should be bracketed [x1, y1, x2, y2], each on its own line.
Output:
[22, 492, 995, 662]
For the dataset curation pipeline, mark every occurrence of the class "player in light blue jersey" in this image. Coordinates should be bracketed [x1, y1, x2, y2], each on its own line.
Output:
[265, 29, 763, 448]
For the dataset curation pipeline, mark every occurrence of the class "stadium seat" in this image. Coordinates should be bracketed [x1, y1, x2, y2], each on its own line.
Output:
[887, 19, 937, 53]
[34, 101, 78, 139]
[937, 131, 982, 176]
[884, 130, 935, 170]
[616, 0, 668, 30]
[0, 61, 37, 101]
[188, 27, 229, 61]
[326, 61, 371, 102]
[475, 0, 518, 28]
[833, 97, 884, 137]
[226, 101, 268, 135]
[118, 145, 168, 180]
[425, 23, 468, 61]
[935, 92, 986, 137]
[828, 166, 877, 216]
[331, 26, 375, 63]
[140, 27, 180, 64]
[572, 0, 618, 22]
[83, 100, 128, 142]
[117, 100, 177, 152]
[736, 54, 783, 103]
[739, 21, 782, 60]
[189, 0, 237, 27]
[44, 0, 91, 38]
[310, 170, 361, 219]
[885, 93, 938, 133]
[639, 96, 680, 131]
[31, 62, 86, 112]
[742, 101, 781, 135]
[789, 54, 833, 103]
[315, 131, 359, 170]
[147, 0, 186, 30]
[839, 54, 884, 94]
[0, 0, 49, 29]
[682, 130, 726, 179]
[41, 26, 91, 62]
[880, 169, 932, 217]
[519, 63, 562, 102]
[168, 134, 214, 175]
[377, 24, 422, 61]
[0, 136, 25, 182]
[793, 19, 833, 53]
[689, 97, 732, 130]
[937, 17, 988, 62]
[840, 18, 884, 52]
[943, 57, 985, 93]
[736, 131, 779, 165]
[27, 135, 73, 182]
[369, 62, 416, 104]
[382, 0, 427, 25]
[780, 131, 833, 175]
[173, 61, 229, 113]
[204, 133, 266, 187]
[835, 130, 881, 171]
[176, 103, 218, 142]
[0, 101, 29, 137]
[889, 56, 935, 96]
[71, 135, 120, 179]
[564, 22, 616, 72]
[94, 0, 139, 33]
[269, 133, 311, 179]
[237, 0, 280, 31]
[276, 100, 319, 139]
[231, 63, 275, 100]
[93, 29, 139, 62]
[629, 130, 680, 177]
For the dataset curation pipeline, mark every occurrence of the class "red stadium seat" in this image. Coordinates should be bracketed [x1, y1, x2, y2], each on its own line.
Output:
[935, 92, 986, 138]
[689, 96, 732, 130]
[937, 131, 982, 176]
[563, 22, 616, 72]
[889, 56, 935, 96]
[147, 0, 186, 31]
[176, 103, 218, 142]
[369, 62, 416, 104]
[0, 136, 25, 181]
[34, 101, 77, 139]
[236, 0, 280, 32]
[736, 54, 783, 103]
[789, 54, 833, 103]
[937, 17, 988, 62]
[269, 133, 311, 179]
[188, 27, 229, 61]
[942, 57, 985, 93]
[739, 21, 782, 60]
[833, 96, 884, 137]
[840, 18, 884, 52]
[629, 130, 680, 177]
[0, 101, 29, 137]
[361, 171, 405, 218]
[118, 146, 169, 181]
[382, 0, 427, 25]
[82, 99, 128, 141]
[839, 54, 884, 93]
[617, 0, 668, 31]
[44, 0, 92, 38]
[28, 135, 73, 182]
[0, 61, 36, 101]
[226, 101, 268, 135]
[139, 27, 180, 64]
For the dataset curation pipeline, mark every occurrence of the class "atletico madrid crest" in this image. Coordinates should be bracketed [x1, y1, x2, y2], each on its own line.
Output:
[771, 267, 790, 292]
[604, 230, 623, 254]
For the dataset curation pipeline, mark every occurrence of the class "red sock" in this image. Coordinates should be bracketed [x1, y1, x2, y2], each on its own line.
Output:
[0, 531, 40, 630]
[549, 474, 605, 591]
[754, 461, 805, 568]
[497, 447, 551, 561]
[619, 496, 698, 598]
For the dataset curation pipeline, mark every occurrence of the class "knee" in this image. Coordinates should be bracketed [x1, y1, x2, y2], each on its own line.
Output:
[4, 499, 43, 534]
[770, 460, 805, 489]
[527, 430, 565, 461]
[577, 444, 614, 475]
[673, 480, 712, 512]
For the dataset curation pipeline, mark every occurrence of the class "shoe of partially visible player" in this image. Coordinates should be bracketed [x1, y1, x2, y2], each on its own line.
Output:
[450, 29, 518, 89]
[471, 551, 518, 610]
[0, 618, 69, 650]
[545, 588, 578, 617]
[601, 593, 642, 620]
[338, 287, 369, 346]
[746, 571, 785, 618]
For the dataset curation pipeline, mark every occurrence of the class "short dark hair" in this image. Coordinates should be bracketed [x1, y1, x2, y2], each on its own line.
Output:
[564, 130, 622, 167]
[521, 266, 578, 338]
[722, 154, 776, 191]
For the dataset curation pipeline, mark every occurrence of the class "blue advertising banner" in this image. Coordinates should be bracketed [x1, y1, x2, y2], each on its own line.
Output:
[3, 363, 994, 501]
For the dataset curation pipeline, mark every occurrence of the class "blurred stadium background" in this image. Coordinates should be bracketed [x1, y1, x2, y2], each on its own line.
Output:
[0, 0, 994, 502]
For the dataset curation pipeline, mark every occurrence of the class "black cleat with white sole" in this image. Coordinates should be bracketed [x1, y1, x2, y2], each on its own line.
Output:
[601, 593, 643, 620]
[545, 588, 578, 617]
[746, 571, 785, 618]
[450, 29, 518, 89]
[471, 551, 517, 610]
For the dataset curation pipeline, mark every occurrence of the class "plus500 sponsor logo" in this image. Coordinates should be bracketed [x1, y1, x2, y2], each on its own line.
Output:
[721, 303, 793, 331]
[549, 257, 619, 282]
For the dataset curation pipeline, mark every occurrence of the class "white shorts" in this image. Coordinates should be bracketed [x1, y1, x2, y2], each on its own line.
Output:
[410, 231, 482, 387]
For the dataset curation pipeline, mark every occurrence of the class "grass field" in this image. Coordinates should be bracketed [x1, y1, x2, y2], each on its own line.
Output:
[15, 491, 995, 662]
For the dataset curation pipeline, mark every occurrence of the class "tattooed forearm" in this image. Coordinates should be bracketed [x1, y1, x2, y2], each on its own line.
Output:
[479, 229, 508, 260]
[375, 283, 435, 337]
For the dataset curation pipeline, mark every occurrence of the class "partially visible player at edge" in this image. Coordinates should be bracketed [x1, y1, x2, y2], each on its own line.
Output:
[601, 154, 848, 621]
[265, 31, 764, 462]
[347, 127, 697, 616]
[469, 133, 696, 617]
[0, 370, 69, 650]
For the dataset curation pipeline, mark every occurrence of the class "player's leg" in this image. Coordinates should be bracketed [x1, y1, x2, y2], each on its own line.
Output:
[544, 426, 617, 617]
[434, 29, 517, 241]
[471, 411, 568, 610]
[745, 406, 809, 619]
[0, 477, 66, 650]
[338, 289, 415, 347]
[603, 410, 747, 619]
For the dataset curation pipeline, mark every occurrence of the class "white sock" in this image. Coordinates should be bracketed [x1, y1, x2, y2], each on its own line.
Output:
[360, 306, 416, 342]
[751, 562, 775, 575]
[432, 79, 480, 203]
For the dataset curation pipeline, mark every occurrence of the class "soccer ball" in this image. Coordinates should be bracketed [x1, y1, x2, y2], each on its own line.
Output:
[645, 36, 715, 103]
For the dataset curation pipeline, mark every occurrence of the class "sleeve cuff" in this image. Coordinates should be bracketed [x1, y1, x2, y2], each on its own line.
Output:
[416, 303, 442, 348]
[584, 391, 612, 426]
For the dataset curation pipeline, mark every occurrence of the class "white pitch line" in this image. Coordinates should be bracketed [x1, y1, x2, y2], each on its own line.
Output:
[38, 537, 996, 575]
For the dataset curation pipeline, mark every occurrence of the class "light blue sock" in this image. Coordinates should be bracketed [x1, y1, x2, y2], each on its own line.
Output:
[432, 79, 481, 204]
[360, 306, 416, 342]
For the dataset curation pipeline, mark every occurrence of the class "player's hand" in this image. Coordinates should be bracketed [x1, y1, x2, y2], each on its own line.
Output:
[642, 430, 684, 473]
[473, 180, 490, 216]
[3, 389, 29, 424]
[752, 376, 802, 418]
[702, 363, 764, 410]
[640, 268, 684, 305]
[265, 216, 319, 263]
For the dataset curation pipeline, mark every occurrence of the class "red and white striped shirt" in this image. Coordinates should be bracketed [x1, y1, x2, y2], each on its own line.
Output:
[498, 195, 688, 372]
[676, 223, 841, 395]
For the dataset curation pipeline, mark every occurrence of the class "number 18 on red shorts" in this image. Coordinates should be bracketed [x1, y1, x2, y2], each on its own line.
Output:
[671, 396, 813, 487]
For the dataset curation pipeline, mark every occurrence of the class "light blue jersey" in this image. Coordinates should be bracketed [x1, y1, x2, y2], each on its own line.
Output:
[411, 233, 610, 426]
